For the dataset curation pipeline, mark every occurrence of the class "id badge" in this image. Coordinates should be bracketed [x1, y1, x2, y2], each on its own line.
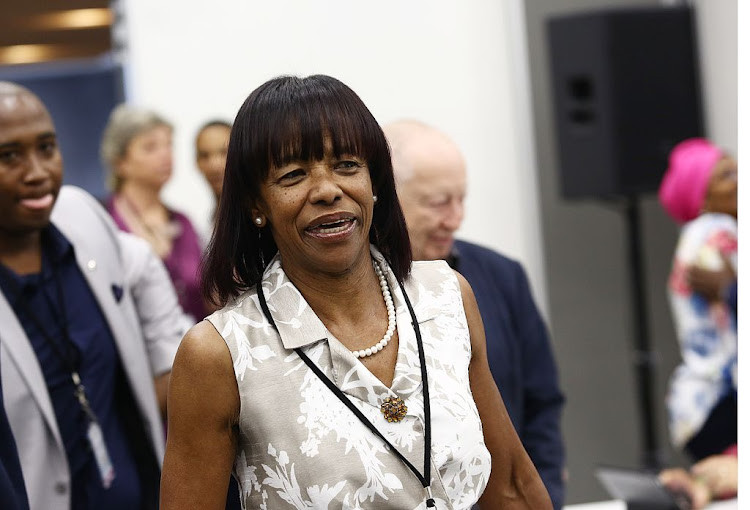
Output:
[87, 420, 116, 488]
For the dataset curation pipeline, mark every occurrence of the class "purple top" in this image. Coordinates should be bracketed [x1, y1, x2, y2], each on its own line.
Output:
[106, 196, 206, 322]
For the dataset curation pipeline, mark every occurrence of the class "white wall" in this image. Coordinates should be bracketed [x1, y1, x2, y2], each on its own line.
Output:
[119, 0, 549, 311]
[691, 0, 738, 153]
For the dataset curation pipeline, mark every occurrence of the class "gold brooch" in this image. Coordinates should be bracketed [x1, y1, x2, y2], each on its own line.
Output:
[380, 396, 407, 423]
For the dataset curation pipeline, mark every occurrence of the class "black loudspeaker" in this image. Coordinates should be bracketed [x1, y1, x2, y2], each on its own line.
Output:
[547, 6, 704, 199]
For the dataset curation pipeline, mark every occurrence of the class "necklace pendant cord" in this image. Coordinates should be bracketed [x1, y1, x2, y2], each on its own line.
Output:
[255, 267, 435, 500]
[425, 485, 436, 507]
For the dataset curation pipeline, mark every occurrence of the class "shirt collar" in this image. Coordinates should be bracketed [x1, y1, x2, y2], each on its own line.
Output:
[0, 225, 73, 306]
[43, 224, 74, 267]
[258, 245, 395, 351]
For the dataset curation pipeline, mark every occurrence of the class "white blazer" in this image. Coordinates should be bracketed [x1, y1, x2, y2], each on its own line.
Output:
[0, 186, 188, 509]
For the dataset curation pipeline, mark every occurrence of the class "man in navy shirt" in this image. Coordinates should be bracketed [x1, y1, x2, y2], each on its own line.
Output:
[385, 120, 566, 509]
[0, 83, 186, 509]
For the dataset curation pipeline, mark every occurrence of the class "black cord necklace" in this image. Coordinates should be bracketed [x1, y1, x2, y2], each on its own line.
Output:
[255, 270, 436, 507]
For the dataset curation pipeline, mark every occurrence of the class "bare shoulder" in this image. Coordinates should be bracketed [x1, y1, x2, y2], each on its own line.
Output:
[452, 269, 474, 298]
[169, 320, 239, 424]
[173, 320, 234, 382]
[453, 270, 480, 318]
[452, 269, 486, 356]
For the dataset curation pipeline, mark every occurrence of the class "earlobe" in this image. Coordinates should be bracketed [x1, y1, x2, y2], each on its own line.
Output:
[250, 206, 267, 228]
[251, 211, 265, 227]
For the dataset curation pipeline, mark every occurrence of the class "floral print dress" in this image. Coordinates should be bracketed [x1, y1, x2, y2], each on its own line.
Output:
[207, 247, 491, 509]
[666, 213, 738, 449]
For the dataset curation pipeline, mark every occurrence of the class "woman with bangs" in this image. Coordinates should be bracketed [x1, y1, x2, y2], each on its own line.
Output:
[160, 75, 551, 510]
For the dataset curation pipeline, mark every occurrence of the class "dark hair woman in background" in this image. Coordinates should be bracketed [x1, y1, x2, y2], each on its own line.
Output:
[195, 119, 232, 213]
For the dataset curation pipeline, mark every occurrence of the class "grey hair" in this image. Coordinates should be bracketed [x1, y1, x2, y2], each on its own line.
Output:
[382, 119, 434, 185]
[100, 104, 172, 191]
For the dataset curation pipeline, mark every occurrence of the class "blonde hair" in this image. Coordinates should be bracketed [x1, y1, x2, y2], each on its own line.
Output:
[100, 104, 172, 191]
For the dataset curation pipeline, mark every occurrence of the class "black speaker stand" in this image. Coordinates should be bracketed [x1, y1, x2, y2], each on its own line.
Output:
[624, 194, 662, 470]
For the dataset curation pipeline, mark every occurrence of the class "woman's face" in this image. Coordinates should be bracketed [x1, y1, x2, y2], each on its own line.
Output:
[117, 124, 173, 190]
[704, 155, 738, 218]
[196, 125, 230, 199]
[255, 142, 375, 277]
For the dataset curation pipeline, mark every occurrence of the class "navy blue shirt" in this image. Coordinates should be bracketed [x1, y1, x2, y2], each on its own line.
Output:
[0, 226, 141, 509]
[451, 240, 565, 510]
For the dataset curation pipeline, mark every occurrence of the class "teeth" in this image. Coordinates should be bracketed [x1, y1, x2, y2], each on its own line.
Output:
[318, 220, 351, 233]
[313, 218, 352, 231]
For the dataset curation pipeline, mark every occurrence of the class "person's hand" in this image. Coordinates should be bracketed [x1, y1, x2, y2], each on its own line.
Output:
[686, 253, 736, 302]
[659, 468, 711, 510]
[691, 454, 738, 500]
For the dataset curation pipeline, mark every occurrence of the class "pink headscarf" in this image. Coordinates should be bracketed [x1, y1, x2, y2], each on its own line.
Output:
[658, 138, 722, 223]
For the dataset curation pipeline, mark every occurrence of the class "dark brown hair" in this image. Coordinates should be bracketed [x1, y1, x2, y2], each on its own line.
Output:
[201, 75, 411, 306]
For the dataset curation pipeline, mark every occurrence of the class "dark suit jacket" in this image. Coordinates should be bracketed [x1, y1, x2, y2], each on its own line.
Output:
[453, 240, 565, 510]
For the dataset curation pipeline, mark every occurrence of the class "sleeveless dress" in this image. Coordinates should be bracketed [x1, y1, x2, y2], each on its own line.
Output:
[207, 247, 491, 509]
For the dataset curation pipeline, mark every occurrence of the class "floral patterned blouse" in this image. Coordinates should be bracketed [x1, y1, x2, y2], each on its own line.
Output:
[207, 247, 491, 509]
[666, 213, 738, 448]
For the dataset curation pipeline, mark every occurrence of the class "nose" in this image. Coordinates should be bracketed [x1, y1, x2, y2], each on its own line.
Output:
[23, 152, 52, 184]
[163, 148, 173, 167]
[209, 154, 226, 172]
[441, 198, 464, 231]
[308, 168, 342, 205]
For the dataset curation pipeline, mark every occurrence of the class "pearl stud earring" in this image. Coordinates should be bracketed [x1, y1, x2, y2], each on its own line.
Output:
[373, 195, 378, 203]
[254, 217, 263, 225]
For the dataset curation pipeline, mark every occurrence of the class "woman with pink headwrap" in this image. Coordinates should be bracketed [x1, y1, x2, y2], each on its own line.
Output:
[657, 138, 737, 507]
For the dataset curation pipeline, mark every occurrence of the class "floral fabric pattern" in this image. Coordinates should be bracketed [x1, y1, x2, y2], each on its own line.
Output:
[207, 247, 490, 509]
[666, 213, 738, 448]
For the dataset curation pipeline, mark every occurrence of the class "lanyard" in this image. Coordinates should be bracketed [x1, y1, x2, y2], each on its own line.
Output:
[0, 257, 98, 425]
[0, 251, 117, 487]
[256, 272, 436, 507]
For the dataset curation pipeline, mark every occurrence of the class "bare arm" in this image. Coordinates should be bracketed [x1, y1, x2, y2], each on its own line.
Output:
[510, 261, 565, 509]
[154, 372, 170, 420]
[456, 271, 552, 509]
[686, 252, 736, 303]
[160, 321, 240, 510]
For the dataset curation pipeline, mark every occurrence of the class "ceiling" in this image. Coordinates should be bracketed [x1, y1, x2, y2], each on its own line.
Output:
[0, 0, 113, 66]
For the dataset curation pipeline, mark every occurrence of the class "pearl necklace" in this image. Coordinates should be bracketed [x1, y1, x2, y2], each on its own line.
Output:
[353, 260, 396, 359]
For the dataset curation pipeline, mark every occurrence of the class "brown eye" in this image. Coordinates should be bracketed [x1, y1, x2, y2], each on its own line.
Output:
[335, 160, 361, 172]
[0, 150, 19, 164]
[280, 169, 305, 181]
[39, 141, 57, 156]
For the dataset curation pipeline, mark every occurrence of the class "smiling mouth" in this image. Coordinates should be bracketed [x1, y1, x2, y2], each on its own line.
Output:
[20, 193, 54, 210]
[430, 235, 453, 245]
[306, 218, 357, 237]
